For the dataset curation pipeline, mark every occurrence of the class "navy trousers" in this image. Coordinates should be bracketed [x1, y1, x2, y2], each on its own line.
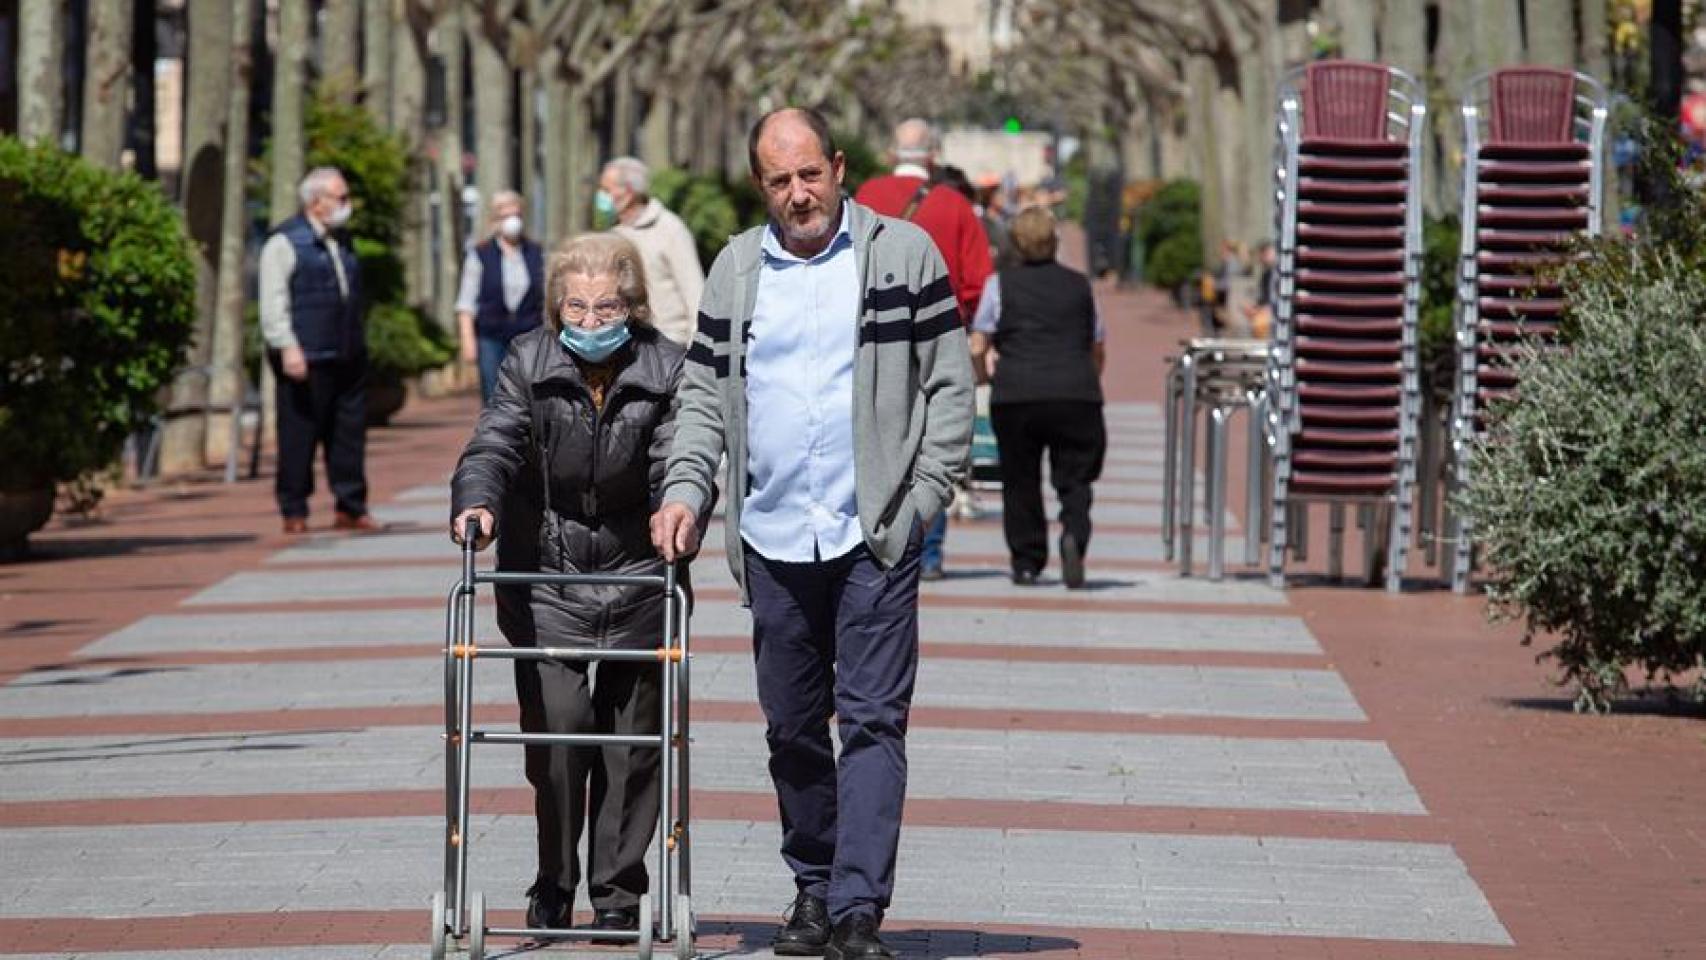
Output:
[743, 534, 921, 925]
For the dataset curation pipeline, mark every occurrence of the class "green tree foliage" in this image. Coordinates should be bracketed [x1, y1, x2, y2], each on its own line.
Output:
[0, 138, 197, 490]
[1458, 119, 1706, 712]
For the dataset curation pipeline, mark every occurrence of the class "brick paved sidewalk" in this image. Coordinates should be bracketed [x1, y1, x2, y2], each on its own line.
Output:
[1, 259, 1701, 959]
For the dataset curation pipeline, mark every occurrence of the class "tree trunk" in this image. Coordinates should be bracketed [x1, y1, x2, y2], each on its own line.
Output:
[18, 0, 64, 144]
[470, 12, 512, 197]
[565, 86, 593, 232]
[322, 0, 362, 103]
[1377, 0, 1427, 81]
[204, 0, 253, 466]
[611, 59, 635, 159]
[434, 0, 467, 332]
[81, 0, 134, 169]
[158, 0, 232, 475]
[543, 54, 570, 242]
[640, 87, 672, 168]
[1235, 5, 1281, 250]
[1429, 0, 1480, 217]
[1187, 54, 1225, 269]
[361, 0, 392, 124]
[130, 0, 156, 178]
[1324, 0, 1376, 61]
[1524, 0, 1576, 68]
[521, 64, 541, 208]
[271, 0, 309, 227]
[1578, 0, 1610, 81]
[392, 8, 430, 309]
[1473, 0, 1524, 70]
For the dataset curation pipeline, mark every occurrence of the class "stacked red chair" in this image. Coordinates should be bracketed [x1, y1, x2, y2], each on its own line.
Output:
[1448, 67, 1608, 593]
[1266, 60, 1426, 592]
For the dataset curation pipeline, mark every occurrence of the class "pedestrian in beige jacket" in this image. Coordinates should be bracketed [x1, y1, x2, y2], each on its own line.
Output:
[598, 157, 705, 346]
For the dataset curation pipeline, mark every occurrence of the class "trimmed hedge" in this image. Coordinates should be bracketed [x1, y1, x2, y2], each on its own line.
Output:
[0, 137, 196, 490]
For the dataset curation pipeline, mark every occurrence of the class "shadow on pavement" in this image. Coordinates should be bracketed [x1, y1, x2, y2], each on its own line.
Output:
[14, 532, 258, 562]
[1502, 694, 1706, 720]
[704, 920, 1079, 958]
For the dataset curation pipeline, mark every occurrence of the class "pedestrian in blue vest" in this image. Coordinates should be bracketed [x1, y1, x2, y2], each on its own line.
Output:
[456, 190, 546, 403]
[259, 167, 375, 535]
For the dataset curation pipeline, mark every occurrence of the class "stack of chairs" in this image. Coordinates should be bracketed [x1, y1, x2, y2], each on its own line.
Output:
[1265, 60, 1426, 592]
[1448, 67, 1608, 593]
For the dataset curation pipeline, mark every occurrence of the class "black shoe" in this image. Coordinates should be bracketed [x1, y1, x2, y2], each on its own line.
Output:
[773, 891, 831, 955]
[525, 879, 572, 932]
[1060, 532, 1086, 589]
[589, 906, 639, 945]
[826, 913, 893, 960]
[920, 564, 946, 582]
[1011, 568, 1040, 586]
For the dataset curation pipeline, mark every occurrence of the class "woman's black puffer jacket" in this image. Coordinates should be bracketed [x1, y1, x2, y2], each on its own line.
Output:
[451, 324, 685, 649]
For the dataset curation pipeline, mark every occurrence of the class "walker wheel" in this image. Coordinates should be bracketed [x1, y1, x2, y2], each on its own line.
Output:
[674, 894, 694, 958]
[428, 890, 447, 960]
[636, 892, 654, 959]
[468, 890, 486, 960]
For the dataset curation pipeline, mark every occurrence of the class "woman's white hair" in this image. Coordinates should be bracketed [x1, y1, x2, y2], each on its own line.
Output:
[298, 166, 345, 207]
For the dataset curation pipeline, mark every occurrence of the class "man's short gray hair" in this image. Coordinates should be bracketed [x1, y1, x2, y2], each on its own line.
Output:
[298, 166, 345, 206]
[893, 117, 937, 163]
[603, 156, 650, 196]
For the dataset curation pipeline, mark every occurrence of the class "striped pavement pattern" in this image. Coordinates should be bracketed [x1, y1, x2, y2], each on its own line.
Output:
[0, 401, 1511, 956]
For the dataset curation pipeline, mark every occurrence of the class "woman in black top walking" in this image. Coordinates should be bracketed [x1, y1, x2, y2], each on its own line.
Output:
[969, 206, 1107, 587]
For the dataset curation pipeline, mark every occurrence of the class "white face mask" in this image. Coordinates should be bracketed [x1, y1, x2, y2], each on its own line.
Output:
[325, 201, 353, 229]
[499, 215, 524, 240]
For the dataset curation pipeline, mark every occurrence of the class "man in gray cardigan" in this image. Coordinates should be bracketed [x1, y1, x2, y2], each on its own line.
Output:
[651, 107, 973, 959]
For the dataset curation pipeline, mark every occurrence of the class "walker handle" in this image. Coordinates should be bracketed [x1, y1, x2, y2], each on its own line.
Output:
[462, 515, 482, 551]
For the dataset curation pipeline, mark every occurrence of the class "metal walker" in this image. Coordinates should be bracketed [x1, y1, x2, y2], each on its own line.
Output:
[430, 518, 696, 959]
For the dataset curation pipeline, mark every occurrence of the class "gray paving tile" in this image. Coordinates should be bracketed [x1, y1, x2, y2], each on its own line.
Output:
[1, 653, 1365, 722]
[0, 723, 1420, 814]
[197, 553, 1275, 608]
[0, 818, 1507, 943]
[81, 605, 1316, 658]
[82, 608, 498, 656]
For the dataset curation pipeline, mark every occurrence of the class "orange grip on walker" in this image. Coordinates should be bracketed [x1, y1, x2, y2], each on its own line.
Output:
[655, 647, 684, 662]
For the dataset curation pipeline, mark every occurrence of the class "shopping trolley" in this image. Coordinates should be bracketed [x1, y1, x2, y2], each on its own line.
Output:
[429, 518, 695, 959]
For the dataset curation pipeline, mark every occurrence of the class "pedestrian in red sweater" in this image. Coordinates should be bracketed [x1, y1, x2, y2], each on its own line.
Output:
[854, 118, 993, 581]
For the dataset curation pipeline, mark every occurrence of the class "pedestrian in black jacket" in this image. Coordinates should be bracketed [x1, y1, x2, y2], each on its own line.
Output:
[968, 206, 1108, 588]
[449, 233, 685, 939]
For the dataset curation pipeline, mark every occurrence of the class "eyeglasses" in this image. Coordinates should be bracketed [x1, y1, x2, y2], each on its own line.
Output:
[560, 298, 627, 321]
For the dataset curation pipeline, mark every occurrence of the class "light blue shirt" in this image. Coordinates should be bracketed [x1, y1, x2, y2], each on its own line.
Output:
[741, 202, 863, 562]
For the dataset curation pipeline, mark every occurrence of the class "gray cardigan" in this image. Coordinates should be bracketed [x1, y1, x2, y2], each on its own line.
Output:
[660, 199, 975, 595]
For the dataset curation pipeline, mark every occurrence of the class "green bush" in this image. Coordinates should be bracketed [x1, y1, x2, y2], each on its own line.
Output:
[1134, 179, 1202, 290]
[1144, 232, 1203, 292]
[366, 302, 452, 379]
[648, 168, 742, 269]
[0, 137, 196, 491]
[1458, 120, 1706, 711]
[1419, 215, 1461, 404]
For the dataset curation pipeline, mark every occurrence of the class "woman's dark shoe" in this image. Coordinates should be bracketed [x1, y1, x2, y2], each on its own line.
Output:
[826, 913, 893, 960]
[524, 880, 572, 932]
[590, 906, 640, 945]
[1011, 568, 1041, 586]
[1060, 532, 1086, 589]
[773, 891, 831, 955]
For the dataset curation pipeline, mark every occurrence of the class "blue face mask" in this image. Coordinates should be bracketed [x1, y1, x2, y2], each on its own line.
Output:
[559, 320, 631, 363]
[594, 190, 617, 217]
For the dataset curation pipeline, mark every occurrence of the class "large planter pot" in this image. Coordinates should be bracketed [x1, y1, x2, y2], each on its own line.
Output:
[0, 486, 55, 561]
[367, 375, 408, 426]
